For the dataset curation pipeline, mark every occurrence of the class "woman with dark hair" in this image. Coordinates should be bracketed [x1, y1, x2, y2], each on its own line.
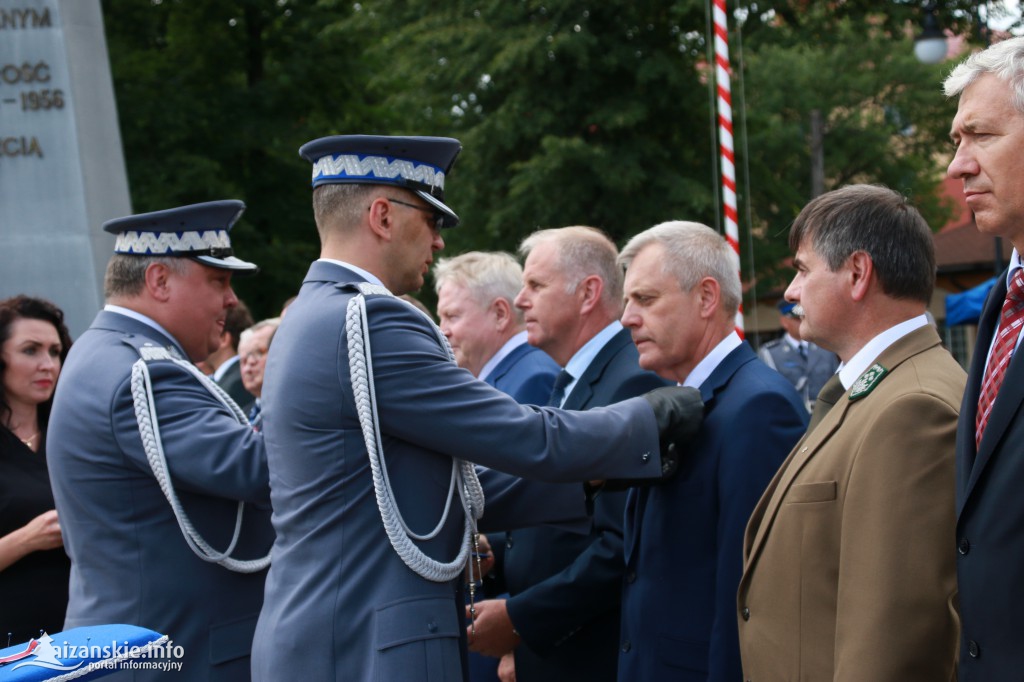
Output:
[0, 295, 73, 641]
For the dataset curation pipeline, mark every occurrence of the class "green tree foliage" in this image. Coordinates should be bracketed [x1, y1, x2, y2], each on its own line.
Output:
[737, 3, 963, 291]
[101, 0, 1002, 315]
[348, 0, 720, 255]
[102, 0, 378, 315]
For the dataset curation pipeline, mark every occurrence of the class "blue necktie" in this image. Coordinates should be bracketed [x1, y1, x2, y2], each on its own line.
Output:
[547, 370, 573, 407]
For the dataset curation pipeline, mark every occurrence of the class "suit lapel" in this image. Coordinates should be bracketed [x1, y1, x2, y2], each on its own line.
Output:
[626, 343, 754, 563]
[744, 326, 942, 570]
[485, 344, 527, 387]
[745, 415, 842, 570]
[963, 271, 1024, 505]
[562, 328, 632, 410]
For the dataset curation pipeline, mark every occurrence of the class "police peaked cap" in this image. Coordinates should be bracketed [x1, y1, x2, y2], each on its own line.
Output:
[102, 200, 258, 274]
[299, 134, 462, 228]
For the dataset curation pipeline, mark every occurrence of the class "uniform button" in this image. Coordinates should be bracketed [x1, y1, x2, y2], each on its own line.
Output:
[641, 452, 651, 463]
[959, 538, 970, 555]
[626, 571, 637, 584]
[968, 640, 980, 658]
[621, 640, 631, 653]
[427, 621, 438, 633]
[506, 538, 514, 549]
[741, 607, 750, 621]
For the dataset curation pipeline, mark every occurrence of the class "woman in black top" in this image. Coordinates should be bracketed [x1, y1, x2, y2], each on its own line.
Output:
[0, 295, 72, 642]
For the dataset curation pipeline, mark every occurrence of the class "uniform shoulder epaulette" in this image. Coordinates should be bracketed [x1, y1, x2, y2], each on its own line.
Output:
[336, 281, 394, 297]
[118, 335, 183, 361]
[849, 363, 889, 401]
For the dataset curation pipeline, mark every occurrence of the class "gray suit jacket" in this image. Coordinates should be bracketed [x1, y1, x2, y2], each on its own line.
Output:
[251, 261, 665, 682]
[47, 310, 273, 681]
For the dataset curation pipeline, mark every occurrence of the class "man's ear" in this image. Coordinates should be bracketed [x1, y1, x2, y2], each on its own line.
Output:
[491, 297, 514, 333]
[696, 276, 722, 319]
[366, 195, 394, 242]
[144, 262, 174, 302]
[847, 251, 874, 302]
[577, 275, 605, 315]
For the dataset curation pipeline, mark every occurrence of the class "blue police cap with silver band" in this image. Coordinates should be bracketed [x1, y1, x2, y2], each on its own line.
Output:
[102, 200, 258, 274]
[299, 134, 462, 228]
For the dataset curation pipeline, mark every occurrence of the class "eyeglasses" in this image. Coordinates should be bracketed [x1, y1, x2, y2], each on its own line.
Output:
[242, 349, 267, 363]
[387, 197, 444, 232]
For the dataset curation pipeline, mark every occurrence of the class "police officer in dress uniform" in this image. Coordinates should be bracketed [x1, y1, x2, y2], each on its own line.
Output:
[250, 134, 704, 682]
[47, 201, 273, 681]
[758, 300, 839, 413]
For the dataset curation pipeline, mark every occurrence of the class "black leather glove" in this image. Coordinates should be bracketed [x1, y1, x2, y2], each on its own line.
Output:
[643, 386, 704, 478]
[605, 386, 705, 490]
[644, 386, 703, 447]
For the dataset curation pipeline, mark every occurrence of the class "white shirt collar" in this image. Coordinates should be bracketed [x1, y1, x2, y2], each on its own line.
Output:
[837, 315, 929, 389]
[318, 258, 385, 287]
[1005, 249, 1023, 288]
[558, 321, 624, 403]
[478, 331, 529, 381]
[682, 331, 743, 389]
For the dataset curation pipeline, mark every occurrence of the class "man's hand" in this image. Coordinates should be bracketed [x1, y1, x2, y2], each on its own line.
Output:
[466, 598, 521, 658]
[498, 652, 517, 682]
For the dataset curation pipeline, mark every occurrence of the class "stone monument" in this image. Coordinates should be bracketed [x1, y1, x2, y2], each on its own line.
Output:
[0, 0, 131, 337]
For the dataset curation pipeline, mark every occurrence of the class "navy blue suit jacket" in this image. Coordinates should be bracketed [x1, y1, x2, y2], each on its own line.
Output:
[252, 263, 668, 682]
[618, 342, 806, 681]
[956, 269, 1024, 679]
[504, 328, 669, 681]
[483, 342, 559, 405]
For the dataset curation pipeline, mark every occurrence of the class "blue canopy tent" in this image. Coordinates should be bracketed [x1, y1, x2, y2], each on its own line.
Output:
[946, 277, 998, 326]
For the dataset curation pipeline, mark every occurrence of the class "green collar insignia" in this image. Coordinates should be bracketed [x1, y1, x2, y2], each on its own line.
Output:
[849, 363, 889, 401]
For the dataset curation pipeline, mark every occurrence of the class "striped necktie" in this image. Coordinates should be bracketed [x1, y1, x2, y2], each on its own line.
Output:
[976, 269, 1024, 448]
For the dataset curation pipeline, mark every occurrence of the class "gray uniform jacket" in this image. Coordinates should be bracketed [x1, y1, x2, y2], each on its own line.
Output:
[47, 310, 273, 681]
[251, 261, 665, 682]
[758, 337, 839, 412]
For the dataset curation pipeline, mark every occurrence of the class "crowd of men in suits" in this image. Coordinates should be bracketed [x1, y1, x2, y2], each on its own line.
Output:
[31, 35, 1024, 682]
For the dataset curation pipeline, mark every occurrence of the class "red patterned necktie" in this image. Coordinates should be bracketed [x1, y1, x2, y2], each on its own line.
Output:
[976, 269, 1024, 448]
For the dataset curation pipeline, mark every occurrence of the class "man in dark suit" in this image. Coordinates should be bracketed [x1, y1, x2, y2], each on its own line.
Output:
[616, 221, 806, 681]
[946, 36, 1024, 679]
[238, 317, 280, 429]
[435, 250, 560, 682]
[47, 201, 273, 681]
[251, 135, 703, 682]
[468, 226, 668, 682]
[206, 299, 256, 412]
[435, 250, 559, 405]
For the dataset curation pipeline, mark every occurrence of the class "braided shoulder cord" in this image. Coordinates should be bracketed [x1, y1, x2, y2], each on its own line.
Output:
[130, 350, 271, 573]
[346, 283, 484, 582]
